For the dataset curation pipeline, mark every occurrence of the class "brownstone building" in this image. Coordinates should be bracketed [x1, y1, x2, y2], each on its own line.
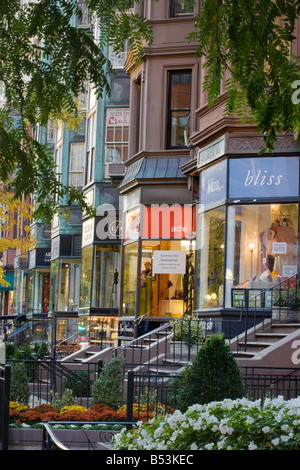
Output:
[118, 0, 300, 338]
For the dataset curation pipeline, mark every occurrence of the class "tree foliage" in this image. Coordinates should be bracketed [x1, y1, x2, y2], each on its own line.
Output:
[189, 0, 300, 151]
[1, 0, 300, 222]
[0, 186, 36, 286]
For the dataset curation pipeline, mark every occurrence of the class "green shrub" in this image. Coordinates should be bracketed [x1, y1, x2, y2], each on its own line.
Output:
[10, 362, 31, 406]
[50, 389, 77, 412]
[91, 356, 124, 410]
[171, 315, 205, 344]
[175, 334, 246, 411]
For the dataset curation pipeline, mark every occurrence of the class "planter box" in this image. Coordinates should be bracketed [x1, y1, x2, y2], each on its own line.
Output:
[272, 307, 300, 322]
[8, 427, 120, 450]
[170, 341, 200, 357]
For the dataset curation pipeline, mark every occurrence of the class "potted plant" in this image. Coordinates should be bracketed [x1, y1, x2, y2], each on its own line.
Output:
[272, 282, 300, 321]
[170, 315, 205, 356]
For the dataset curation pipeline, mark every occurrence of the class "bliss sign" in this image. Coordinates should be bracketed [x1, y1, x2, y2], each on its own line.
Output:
[200, 159, 227, 206]
[229, 157, 299, 199]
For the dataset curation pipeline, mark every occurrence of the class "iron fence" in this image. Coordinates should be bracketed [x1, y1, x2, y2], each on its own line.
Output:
[0, 364, 10, 450]
[7, 357, 101, 408]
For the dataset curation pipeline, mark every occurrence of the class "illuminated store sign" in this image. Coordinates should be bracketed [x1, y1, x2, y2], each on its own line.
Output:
[229, 157, 299, 199]
[200, 159, 227, 207]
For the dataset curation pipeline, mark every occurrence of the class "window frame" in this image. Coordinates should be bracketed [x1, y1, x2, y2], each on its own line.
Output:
[166, 69, 192, 149]
[170, 0, 194, 18]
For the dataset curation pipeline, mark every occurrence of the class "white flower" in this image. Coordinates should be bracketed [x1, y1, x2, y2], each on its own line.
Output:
[262, 426, 271, 434]
[271, 438, 280, 446]
[248, 442, 258, 450]
[154, 427, 163, 438]
[204, 443, 214, 450]
[190, 443, 198, 450]
[281, 424, 289, 432]
[281, 435, 291, 443]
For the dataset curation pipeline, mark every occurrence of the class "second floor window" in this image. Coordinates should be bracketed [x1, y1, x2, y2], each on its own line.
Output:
[167, 70, 192, 149]
[105, 108, 130, 165]
[69, 142, 85, 190]
[85, 113, 96, 185]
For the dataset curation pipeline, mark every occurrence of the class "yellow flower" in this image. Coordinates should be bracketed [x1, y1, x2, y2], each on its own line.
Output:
[117, 403, 147, 413]
[60, 405, 88, 414]
[9, 401, 29, 412]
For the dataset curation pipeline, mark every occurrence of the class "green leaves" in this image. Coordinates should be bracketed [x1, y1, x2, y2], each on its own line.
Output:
[191, 0, 300, 151]
[0, 0, 152, 222]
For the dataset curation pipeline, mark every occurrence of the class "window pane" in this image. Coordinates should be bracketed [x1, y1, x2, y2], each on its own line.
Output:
[105, 108, 130, 163]
[197, 207, 226, 310]
[170, 0, 193, 17]
[171, 73, 192, 109]
[225, 203, 299, 307]
[168, 71, 191, 149]
[123, 243, 138, 316]
[69, 142, 84, 188]
[170, 110, 190, 147]
[92, 245, 120, 308]
[79, 246, 93, 309]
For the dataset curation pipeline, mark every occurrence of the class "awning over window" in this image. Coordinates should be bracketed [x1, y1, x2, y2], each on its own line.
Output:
[0, 272, 14, 291]
[119, 156, 189, 189]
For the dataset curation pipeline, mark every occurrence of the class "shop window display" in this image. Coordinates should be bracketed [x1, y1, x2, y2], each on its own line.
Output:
[92, 245, 120, 309]
[123, 240, 195, 318]
[79, 245, 93, 309]
[50, 259, 81, 312]
[123, 242, 138, 316]
[225, 203, 298, 307]
[197, 207, 226, 310]
[27, 270, 50, 314]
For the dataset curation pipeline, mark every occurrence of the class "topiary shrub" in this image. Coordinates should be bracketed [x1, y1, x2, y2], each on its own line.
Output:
[91, 356, 124, 410]
[175, 334, 246, 411]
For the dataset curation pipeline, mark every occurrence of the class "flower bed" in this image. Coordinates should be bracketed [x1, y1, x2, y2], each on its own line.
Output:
[113, 396, 300, 450]
[8, 401, 173, 427]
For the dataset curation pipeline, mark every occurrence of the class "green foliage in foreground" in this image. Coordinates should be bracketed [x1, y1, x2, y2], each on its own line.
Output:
[174, 334, 246, 411]
[91, 356, 125, 410]
[113, 396, 300, 450]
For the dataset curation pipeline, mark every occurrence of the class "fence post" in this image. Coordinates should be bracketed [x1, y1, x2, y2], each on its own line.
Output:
[126, 370, 134, 425]
[188, 319, 191, 362]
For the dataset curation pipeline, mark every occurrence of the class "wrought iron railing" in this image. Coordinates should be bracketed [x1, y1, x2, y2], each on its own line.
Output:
[41, 421, 135, 451]
[0, 364, 10, 451]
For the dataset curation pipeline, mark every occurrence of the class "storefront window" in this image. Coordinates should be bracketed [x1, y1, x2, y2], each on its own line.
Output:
[50, 259, 81, 312]
[123, 240, 195, 318]
[225, 203, 299, 307]
[123, 242, 138, 315]
[79, 245, 93, 309]
[92, 245, 120, 309]
[140, 240, 195, 318]
[89, 316, 119, 347]
[27, 270, 50, 314]
[197, 206, 226, 310]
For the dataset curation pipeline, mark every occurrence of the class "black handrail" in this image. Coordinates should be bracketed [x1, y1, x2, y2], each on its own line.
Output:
[41, 421, 135, 451]
[240, 272, 300, 351]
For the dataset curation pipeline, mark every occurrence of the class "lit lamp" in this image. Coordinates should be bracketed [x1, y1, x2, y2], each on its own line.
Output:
[249, 242, 254, 278]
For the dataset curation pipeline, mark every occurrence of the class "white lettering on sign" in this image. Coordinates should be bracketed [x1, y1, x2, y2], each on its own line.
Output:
[207, 177, 224, 195]
[244, 170, 283, 187]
